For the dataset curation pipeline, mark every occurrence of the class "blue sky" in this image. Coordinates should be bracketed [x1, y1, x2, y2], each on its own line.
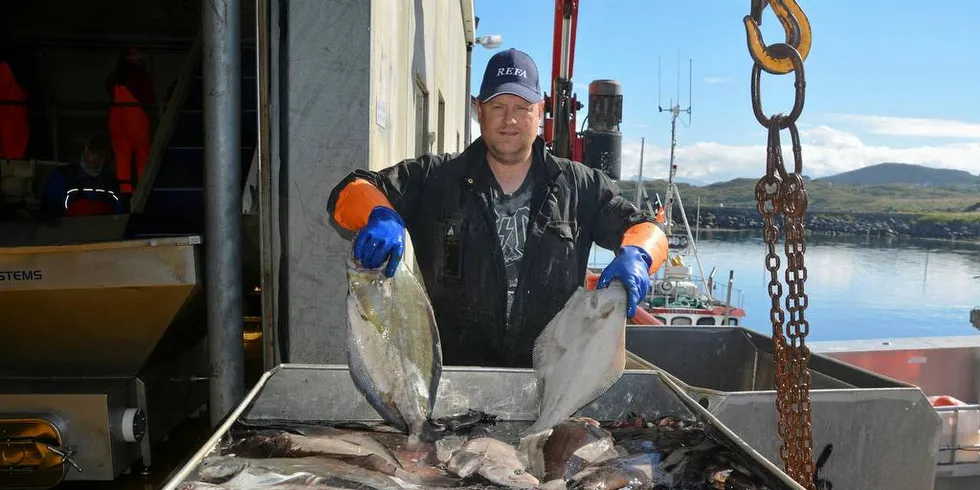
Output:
[469, 0, 980, 184]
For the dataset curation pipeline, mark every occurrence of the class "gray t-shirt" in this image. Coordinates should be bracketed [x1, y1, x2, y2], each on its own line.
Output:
[490, 174, 534, 322]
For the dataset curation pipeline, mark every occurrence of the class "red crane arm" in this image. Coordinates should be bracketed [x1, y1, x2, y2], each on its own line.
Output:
[551, 0, 579, 87]
[545, 0, 581, 160]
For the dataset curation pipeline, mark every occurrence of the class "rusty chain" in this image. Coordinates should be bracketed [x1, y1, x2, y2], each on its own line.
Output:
[744, 1, 815, 488]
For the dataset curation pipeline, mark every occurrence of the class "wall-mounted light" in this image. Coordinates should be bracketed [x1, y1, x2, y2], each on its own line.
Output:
[474, 34, 502, 50]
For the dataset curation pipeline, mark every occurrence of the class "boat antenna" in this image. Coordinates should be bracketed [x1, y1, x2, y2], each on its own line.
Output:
[657, 52, 693, 236]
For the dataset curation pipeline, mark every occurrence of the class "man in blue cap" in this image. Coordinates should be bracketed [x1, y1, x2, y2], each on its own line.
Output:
[327, 48, 667, 368]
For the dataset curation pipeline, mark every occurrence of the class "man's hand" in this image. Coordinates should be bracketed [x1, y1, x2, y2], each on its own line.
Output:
[354, 206, 406, 278]
[596, 245, 652, 318]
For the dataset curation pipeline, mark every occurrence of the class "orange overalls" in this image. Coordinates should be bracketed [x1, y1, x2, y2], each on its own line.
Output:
[109, 84, 151, 195]
[0, 61, 29, 159]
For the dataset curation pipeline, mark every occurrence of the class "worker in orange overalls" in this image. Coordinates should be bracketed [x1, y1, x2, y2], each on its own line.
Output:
[0, 42, 32, 159]
[105, 47, 156, 200]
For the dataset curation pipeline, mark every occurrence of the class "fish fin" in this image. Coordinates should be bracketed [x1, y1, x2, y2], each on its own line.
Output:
[431, 409, 499, 434]
[406, 433, 422, 451]
[394, 253, 443, 418]
[428, 324, 443, 414]
[419, 419, 443, 444]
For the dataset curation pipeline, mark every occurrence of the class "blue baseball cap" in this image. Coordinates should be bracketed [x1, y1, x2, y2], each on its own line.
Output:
[478, 48, 542, 104]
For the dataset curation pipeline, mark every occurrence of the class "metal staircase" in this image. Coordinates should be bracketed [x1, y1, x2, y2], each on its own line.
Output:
[128, 36, 257, 237]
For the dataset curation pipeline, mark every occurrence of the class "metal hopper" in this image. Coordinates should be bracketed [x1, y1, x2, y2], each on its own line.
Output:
[624, 326, 944, 490]
[161, 364, 806, 490]
[0, 233, 210, 487]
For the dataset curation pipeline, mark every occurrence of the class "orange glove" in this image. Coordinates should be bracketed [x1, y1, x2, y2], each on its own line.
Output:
[332, 178, 395, 231]
[620, 222, 668, 275]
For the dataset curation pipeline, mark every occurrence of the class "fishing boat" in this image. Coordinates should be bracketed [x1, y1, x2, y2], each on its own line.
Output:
[585, 193, 747, 328]
[585, 90, 746, 328]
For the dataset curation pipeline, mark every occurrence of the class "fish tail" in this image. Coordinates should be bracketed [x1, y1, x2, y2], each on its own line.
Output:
[418, 419, 442, 444]
[406, 431, 425, 451]
[521, 419, 554, 438]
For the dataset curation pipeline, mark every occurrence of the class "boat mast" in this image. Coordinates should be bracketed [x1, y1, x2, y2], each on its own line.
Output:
[634, 137, 645, 205]
[658, 54, 692, 236]
[653, 54, 714, 304]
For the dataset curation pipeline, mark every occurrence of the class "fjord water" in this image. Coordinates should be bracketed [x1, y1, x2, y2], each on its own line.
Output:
[590, 231, 980, 342]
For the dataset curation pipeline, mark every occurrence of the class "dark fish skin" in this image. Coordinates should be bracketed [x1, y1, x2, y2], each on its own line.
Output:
[200, 416, 772, 490]
[566, 453, 664, 490]
[543, 417, 618, 482]
[221, 431, 295, 458]
[431, 409, 499, 434]
[597, 415, 771, 490]
[225, 428, 474, 488]
[670, 454, 768, 490]
[603, 413, 649, 429]
[705, 464, 763, 490]
[607, 417, 709, 459]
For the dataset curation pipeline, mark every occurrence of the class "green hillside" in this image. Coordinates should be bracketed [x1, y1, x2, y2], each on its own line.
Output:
[632, 178, 980, 214]
[816, 163, 980, 186]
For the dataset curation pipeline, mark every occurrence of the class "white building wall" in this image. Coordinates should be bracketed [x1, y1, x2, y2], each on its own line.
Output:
[369, 0, 471, 167]
[368, 0, 473, 267]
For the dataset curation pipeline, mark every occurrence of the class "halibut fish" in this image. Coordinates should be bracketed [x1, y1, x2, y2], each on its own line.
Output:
[525, 282, 629, 436]
[345, 243, 442, 449]
[196, 455, 406, 489]
[447, 437, 540, 489]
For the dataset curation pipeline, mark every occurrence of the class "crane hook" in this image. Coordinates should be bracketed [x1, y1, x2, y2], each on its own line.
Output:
[743, 0, 812, 75]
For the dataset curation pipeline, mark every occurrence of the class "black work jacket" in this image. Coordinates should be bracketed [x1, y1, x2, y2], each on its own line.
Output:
[327, 136, 654, 368]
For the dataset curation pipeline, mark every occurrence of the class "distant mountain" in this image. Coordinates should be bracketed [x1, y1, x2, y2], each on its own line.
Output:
[674, 177, 712, 186]
[816, 163, 980, 186]
[619, 174, 714, 186]
[633, 175, 979, 213]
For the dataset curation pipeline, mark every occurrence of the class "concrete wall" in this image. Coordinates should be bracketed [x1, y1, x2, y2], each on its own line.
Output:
[283, 0, 473, 364]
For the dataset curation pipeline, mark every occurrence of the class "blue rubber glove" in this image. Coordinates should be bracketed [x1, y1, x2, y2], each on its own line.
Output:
[596, 245, 652, 318]
[354, 206, 406, 278]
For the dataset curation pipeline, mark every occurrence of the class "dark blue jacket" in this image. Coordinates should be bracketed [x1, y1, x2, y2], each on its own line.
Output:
[42, 162, 126, 219]
[327, 136, 654, 367]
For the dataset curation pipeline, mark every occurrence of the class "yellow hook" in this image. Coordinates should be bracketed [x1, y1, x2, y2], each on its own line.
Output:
[743, 0, 811, 75]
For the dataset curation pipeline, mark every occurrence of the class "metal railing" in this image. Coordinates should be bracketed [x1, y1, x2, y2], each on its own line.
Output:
[648, 272, 746, 310]
[935, 404, 980, 466]
[586, 257, 747, 314]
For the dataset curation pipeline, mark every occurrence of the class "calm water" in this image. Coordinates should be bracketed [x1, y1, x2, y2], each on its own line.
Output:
[589, 231, 980, 342]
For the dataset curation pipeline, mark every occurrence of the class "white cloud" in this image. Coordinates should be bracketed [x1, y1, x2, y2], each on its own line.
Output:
[702, 77, 732, 84]
[829, 114, 980, 139]
[616, 123, 980, 185]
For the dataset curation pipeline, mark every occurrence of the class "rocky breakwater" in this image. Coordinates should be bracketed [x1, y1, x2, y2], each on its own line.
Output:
[685, 207, 980, 240]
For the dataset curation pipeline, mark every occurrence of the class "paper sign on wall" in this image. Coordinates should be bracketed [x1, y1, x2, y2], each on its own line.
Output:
[376, 101, 388, 129]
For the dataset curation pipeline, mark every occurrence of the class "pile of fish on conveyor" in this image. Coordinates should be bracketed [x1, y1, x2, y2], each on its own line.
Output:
[177, 244, 773, 489]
